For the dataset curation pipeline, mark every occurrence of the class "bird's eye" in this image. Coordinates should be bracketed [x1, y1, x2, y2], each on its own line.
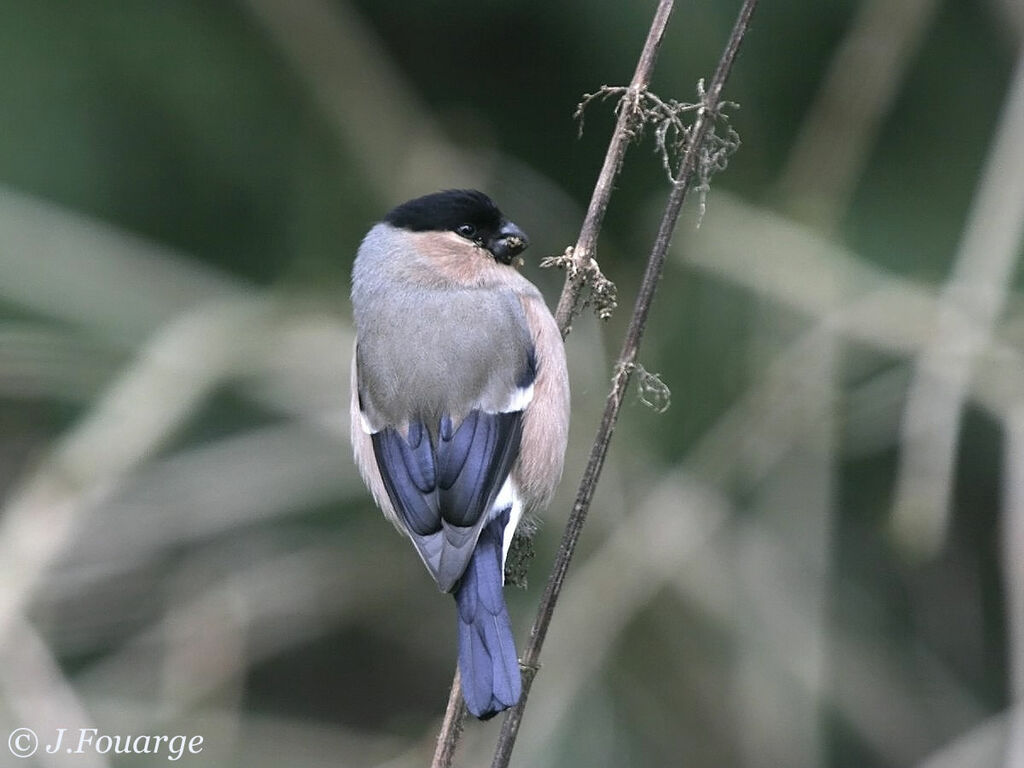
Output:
[456, 223, 477, 239]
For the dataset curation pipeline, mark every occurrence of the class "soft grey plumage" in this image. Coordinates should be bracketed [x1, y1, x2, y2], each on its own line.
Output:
[353, 224, 534, 431]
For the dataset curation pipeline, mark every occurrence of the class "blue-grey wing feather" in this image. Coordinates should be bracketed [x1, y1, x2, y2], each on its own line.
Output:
[437, 411, 521, 526]
[370, 409, 524, 591]
[372, 422, 439, 535]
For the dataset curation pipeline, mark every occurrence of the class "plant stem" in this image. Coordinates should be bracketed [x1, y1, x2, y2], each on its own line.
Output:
[553, 0, 677, 334]
[491, 1, 760, 766]
[430, 668, 466, 768]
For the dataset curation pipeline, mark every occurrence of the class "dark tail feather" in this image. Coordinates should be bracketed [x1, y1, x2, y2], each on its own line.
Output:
[453, 517, 521, 720]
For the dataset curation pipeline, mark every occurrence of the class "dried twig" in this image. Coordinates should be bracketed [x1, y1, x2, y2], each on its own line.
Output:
[429, 0, 757, 762]
[430, 670, 466, 768]
[575, 82, 740, 225]
[491, 1, 759, 766]
[550, 0, 677, 334]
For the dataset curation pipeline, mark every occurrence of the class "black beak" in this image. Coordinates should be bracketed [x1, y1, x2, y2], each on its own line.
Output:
[487, 220, 530, 264]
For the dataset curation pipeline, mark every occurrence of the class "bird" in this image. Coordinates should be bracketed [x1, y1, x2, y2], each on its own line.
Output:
[349, 189, 570, 720]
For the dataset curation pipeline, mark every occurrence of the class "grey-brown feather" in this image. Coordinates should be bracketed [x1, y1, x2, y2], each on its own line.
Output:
[353, 225, 533, 429]
[350, 222, 570, 588]
[514, 294, 570, 517]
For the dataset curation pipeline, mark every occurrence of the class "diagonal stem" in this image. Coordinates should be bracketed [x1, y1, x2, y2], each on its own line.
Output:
[553, 0, 677, 333]
[430, 1, 759, 764]
[430, 668, 467, 768]
[491, 1, 760, 766]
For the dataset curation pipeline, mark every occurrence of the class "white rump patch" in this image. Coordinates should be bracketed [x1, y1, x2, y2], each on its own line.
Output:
[502, 383, 534, 413]
[358, 410, 377, 434]
[491, 478, 523, 583]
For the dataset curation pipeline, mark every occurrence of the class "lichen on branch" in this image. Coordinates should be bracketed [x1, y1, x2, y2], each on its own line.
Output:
[576, 80, 741, 222]
[541, 246, 618, 322]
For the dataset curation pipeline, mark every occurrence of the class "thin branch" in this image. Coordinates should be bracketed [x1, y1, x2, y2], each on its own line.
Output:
[430, 670, 466, 768]
[491, 1, 759, 765]
[552, 0, 677, 334]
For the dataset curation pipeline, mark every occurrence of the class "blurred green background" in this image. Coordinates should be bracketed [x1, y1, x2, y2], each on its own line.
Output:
[1, 1, 1022, 766]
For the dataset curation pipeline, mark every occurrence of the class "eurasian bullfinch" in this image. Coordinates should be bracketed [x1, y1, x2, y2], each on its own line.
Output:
[350, 190, 570, 719]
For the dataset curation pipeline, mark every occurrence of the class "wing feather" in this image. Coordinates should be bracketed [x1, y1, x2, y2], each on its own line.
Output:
[370, 409, 524, 591]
